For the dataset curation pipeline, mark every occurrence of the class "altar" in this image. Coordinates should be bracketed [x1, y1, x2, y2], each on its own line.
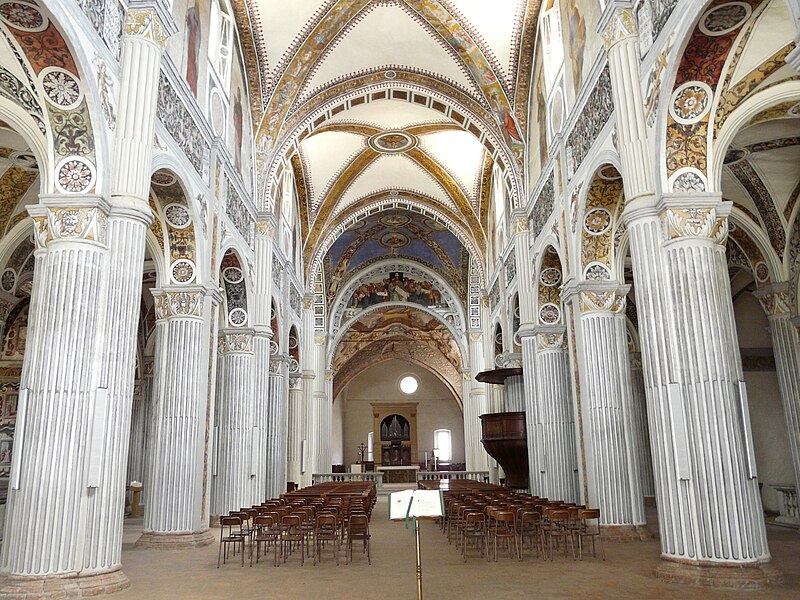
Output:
[377, 465, 420, 484]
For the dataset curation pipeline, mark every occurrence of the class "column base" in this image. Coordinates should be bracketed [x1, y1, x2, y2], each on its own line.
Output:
[0, 567, 130, 599]
[135, 529, 215, 549]
[600, 524, 655, 542]
[655, 557, 782, 590]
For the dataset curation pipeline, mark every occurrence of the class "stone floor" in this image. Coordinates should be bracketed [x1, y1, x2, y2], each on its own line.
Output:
[110, 498, 800, 600]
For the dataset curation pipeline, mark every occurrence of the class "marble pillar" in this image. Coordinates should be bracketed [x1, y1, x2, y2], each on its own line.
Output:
[127, 372, 151, 494]
[625, 195, 774, 586]
[520, 331, 543, 495]
[286, 361, 304, 487]
[265, 346, 288, 498]
[0, 201, 125, 597]
[465, 331, 491, 472]
[756, 284, 800, 503]
[629, 353, 655, 498]
[252, 221, 276, 502]
[311, 334, 331, 475]
[212, 330, 255, 516]
[566, 282, 646, 539]
[533, 328, 579, 503]
[601, 4, 776, 585]
[138, 287, 217, 548]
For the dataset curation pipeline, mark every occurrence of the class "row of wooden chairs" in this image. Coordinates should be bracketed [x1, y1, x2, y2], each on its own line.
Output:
[442, 492, 604, 563]
[218, 496, 372, 568]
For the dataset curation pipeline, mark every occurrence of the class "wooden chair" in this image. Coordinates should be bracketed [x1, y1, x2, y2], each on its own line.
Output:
[218, 516, 244, 567]
[516, 509, 543, 561]
[346, 514, 371, 565]
[314, 513, 340, 566]
[490, 510, 517, 561]
[576, 508, 605, 560]
[281, 515, 305, 566]
[545, 509, 575, 561]
[251, 515, 280, 567]
[461, 512, 487, 563]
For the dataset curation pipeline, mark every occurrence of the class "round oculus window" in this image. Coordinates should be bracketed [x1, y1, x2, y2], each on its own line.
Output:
[399, 375, 418, 395]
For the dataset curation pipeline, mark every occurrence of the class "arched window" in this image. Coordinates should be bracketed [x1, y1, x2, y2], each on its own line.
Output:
[367, 431, 374, 462]
[434, 429, 452, 462]
[281, 171, 295, 259]
[540, 0, 564, 94]
[208, 0, 233, 90]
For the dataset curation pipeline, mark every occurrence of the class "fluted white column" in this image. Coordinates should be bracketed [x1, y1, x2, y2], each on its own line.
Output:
[311, 334, 330, 475]
[629, 353, 655, 498]
[0, 201, 115, 597]
[139, 287, 217, 548]
[465, 331, 491, 472]
[212, 331, 255, 516]
[286, 370, 304, 487]
[566, 282, 646, 538]
[505, 373, 525, 412]
[520, 332, 543, 494]
[533, 329, 579, 503]
[252, 221, 276, 501]
[625, 195, 772, 584]
[78, 2, 175, 587]
[127, 373, 151, 493]
[265, 348, 288, 498]
[756, 284, 800, 500]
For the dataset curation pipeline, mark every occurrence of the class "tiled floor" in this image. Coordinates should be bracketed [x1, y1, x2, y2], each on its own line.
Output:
[113, 500, 800, 600]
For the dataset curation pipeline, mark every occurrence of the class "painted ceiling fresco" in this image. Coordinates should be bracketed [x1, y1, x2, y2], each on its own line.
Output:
[322, 208, 469, 303]
[331, 305, 462, 373]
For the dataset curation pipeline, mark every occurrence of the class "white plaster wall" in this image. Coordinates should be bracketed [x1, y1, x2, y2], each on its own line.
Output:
[340, 359, 464, 466]
[734, 292, 794, 513]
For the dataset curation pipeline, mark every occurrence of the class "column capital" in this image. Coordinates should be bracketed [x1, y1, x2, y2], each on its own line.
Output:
[29, 195, 111, 248]
[656, 193, 731, 243]
[314, 334, 328, 346]
[218, 328, 255, 354]
[255, 217, 277, 239]
[302, 295, 314, 310]
[532, 325, 568, 350]
[152, 285, 216, 320]
[510, 212, 530, 235]
[599, 1, 638, 49]
[754, 282, 796, 319]
[124, 1, 178, 49]
[495, 352, 522, 368]
[562, 279, 629, 314]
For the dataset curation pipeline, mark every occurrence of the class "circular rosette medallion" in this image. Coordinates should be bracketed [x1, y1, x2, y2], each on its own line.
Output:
[0, 2, 48, 32]
[40, 67, 83, 110]
[164, 203, 191, 229]
[222, 266, 244, 284]
[539, 267, 562, 287]
[171, 259, 196, 284]
[583, 262, 611, 281]
[583, 208, 612, 235]
[379, 214, 411, 228]
[228, 307, 247, 326]
[55, 157, 95, 194]
[754, 261, 769, 284]
[539, 303, 561, 325]
[1, 268, 15, 292]
[380, 231, 410, 250]
[151, 171, 176, 186]
[700, 2, 752, 36]
[368, 131, 418, 154]
[669, 82, 713, 125]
